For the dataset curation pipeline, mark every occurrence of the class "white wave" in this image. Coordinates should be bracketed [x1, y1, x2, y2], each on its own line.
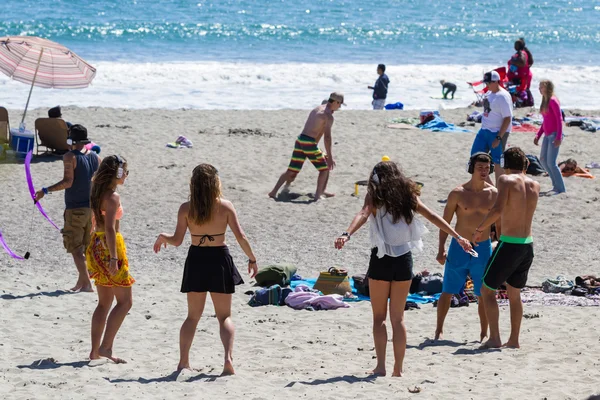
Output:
[1, 61, 599, 111]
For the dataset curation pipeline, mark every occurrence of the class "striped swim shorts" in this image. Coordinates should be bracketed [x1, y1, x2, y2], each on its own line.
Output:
[287, 134, 328, 173]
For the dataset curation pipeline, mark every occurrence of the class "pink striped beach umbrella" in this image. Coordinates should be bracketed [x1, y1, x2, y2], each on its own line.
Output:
[0, 36, 96, 124]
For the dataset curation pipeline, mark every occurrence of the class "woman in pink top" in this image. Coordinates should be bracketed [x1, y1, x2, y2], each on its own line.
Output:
[534, 80, 566, 194]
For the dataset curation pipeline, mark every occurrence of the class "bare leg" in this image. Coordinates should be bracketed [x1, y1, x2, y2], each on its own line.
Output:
[90, 285, 114, 360]
[435, 292, 452, 340]
[313, 170, 331, 200]
[211, 292, 235, 376]
[494, 164, 505, 186]
[71, 248, 93, 292]
[389, 280, 411, 377]
[480, 285, 502, 349]
[269, 171, 296, 198]
[504, 285, 522, 348]
[98, 286, 132, 363]
[477, 296, 489, 342]
[178, 292, 207, 371]
[368, 279, 391, 376]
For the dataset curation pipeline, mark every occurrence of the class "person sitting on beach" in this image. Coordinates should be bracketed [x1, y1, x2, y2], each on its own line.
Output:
[435, 152, 498, 342]
[507, 38, 533, 91]
[334, 161, 473, 377]
[87, 155, 134, 364]
[268, 93, 343, 200]
[470, 71, 513, 185]
[34, 125, 100, 292]
[368, 64, 389, 110]
[153, 164, 258, 375]
[48, 105, 72, 129]
[473, 147, 540, 349]
[440, 80, 457, 100]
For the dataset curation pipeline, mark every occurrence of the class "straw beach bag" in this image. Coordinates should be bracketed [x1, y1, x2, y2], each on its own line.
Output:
[314, 267, 352, 296]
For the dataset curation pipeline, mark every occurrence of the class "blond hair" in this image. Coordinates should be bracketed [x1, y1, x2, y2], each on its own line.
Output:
[539, 80, 556, 114]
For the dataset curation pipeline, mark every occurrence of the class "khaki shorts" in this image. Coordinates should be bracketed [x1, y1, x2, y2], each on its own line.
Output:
[62, 208, 92, 254]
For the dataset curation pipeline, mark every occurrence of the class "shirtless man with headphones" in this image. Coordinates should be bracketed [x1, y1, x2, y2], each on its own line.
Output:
[435, 152, 498, 342]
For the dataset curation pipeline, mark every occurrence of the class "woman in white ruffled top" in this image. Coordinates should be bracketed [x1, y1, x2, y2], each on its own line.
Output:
[335, 161, 472, 377]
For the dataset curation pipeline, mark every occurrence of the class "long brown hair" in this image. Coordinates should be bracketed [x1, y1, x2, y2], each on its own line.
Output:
[539, 79, 555, 114]
[90, 155, 126, 225]
[515, 37, 534, 66]
[188, 164, 221, 225]
[367, 161, 420, 224]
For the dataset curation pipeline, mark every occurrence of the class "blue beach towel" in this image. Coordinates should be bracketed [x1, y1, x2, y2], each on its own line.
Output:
[385, 102, 404, 110]
[418, 116, 472, 133]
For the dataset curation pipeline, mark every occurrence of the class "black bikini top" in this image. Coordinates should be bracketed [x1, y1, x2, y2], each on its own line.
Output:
[190, 232, 225, 245]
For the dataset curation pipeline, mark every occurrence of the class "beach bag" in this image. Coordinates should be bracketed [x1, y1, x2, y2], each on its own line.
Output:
[255, 265, 297, 287]
[526, 155, 546, 176]
[541, 276, 574, 294]
[418, 273, 443, 295]
[314, 267, 352, 296]
[352, 274, 369, 297]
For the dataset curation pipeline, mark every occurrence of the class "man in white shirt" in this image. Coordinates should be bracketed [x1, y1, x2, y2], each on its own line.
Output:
[470, 71, 513, 184]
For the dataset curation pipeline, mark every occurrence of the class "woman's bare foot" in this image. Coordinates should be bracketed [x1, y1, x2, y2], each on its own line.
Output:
[177, 363, 192, 371]
[99, 347, 127, 364]
[323, 191, 335, 198]
[503, 340, 520, 349]
[89, 351, 100, 360]
[480, 332, 488, 343]
[80, 285, 94, 293]
[479, 338, 502, 350]
[434, 330, 443, 341]
[221, 359, 235, 376]
[267, 191, 277, 199]
[370, 365, 386, 376]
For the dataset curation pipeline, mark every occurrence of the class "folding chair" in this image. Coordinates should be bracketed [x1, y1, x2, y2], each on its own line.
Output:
[35, 118, 70, 155]
[0, 106, 10, 144]
[467, 67, 508, 104]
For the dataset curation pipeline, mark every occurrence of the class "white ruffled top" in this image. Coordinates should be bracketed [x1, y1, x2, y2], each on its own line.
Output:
[369, 207, 428, 258]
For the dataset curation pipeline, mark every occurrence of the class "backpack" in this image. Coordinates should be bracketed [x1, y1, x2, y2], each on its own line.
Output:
[526, 155, 545, 176]
[255, 265, 297, 287]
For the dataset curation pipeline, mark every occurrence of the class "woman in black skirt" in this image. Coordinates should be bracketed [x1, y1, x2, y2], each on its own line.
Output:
[334, 161, 472, 377]
[154, 164, 258, 375]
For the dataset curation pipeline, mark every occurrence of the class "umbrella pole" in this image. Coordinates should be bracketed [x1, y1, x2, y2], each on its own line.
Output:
[21, 48, 45, 125]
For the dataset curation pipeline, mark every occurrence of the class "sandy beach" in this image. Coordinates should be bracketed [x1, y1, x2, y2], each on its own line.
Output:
[1, 106, 599, 399]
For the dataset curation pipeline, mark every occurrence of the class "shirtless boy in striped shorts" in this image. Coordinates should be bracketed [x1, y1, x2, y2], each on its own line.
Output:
[268, 92, 344, 201]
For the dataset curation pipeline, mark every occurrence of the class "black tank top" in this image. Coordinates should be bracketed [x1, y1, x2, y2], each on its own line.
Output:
[65, 150, 99, 210]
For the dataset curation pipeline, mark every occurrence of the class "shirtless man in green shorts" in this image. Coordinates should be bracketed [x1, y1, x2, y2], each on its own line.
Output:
[472, 147, 540, 349]
[268, 92, 344, 201]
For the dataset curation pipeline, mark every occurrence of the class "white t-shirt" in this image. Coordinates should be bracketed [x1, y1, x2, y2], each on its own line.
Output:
[481, 88, 513, 133]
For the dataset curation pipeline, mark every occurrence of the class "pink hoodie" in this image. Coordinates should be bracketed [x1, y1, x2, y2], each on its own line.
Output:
[536, 97, 563, 142]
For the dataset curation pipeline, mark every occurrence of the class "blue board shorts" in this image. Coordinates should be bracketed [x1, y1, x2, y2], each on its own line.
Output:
[470, 128, 505, 165]
[443, 238, 492, 297]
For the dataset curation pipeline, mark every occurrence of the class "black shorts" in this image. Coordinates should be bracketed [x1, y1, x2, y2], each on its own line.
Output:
[367, 248, 413, 282]
[482, 236, 534, 290]
[181, 245, 244, 294]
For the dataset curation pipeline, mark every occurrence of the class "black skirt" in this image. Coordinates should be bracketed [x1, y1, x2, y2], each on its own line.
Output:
[181, 245, 244, 294]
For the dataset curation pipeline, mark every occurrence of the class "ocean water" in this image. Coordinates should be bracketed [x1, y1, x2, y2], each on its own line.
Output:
[2, 0, 600, 110]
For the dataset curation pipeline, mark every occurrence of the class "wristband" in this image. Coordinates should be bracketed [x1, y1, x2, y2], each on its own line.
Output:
[341, 232, 351, 240]
[496, 135, 502, 141]
[475, 227, 484, 233]
[42, 187, 49, 195]
[248, 259, 257, 264]
[110, 257, 118, 261]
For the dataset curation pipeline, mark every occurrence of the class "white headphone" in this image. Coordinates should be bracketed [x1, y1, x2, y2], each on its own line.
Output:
[115, 155, 124, 179]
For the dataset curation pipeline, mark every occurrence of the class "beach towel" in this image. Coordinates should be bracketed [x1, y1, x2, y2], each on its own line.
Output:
[285, 285, 351, 310]
[562, 169, 595, 179]
[418, 116, 472, 133]
[291, 277, 368, 302]
[511, 123, 539, 133]
[585, 162, 600, 169]
[389, 117, 420, 125]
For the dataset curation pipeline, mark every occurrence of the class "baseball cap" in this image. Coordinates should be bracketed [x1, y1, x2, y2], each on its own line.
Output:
[67, 124, 91, 145]
[483, 71, 501, 84]
[329, 92, 346, 106]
